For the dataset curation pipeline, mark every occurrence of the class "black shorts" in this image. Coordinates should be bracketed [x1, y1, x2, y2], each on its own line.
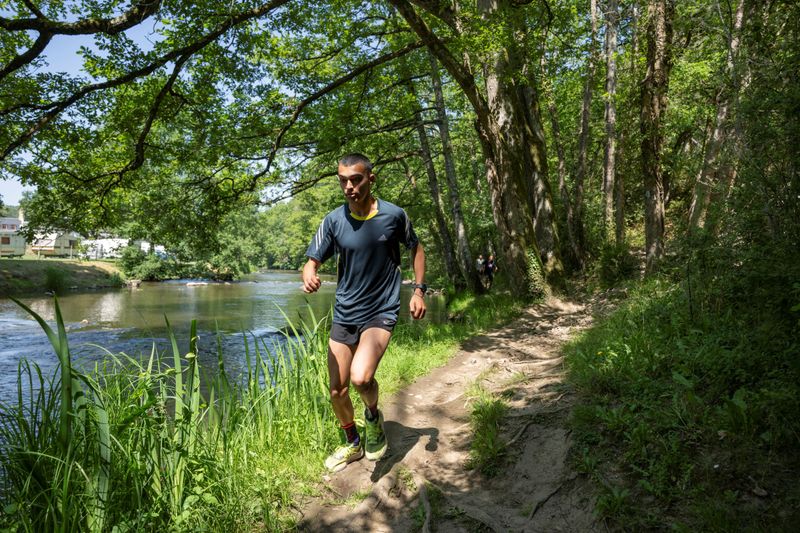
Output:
[330, 316, 397, 346]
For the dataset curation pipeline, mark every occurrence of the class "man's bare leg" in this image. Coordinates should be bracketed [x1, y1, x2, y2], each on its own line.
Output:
[349, 327, 392, 410]
[324, 339, 365, 472]
[328, 339, 356, 425]
[350, 327, 392, 461]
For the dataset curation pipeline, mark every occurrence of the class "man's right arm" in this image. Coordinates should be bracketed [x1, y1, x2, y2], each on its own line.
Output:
[302, 258, 322, 293]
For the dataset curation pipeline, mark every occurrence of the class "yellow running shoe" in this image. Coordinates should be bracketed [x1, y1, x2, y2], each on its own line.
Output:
[324, 442, 364, 472]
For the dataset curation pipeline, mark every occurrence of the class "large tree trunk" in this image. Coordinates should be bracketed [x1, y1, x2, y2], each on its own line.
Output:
[688, 0, 746, 231]
[406, 80, 461, 287]
[520, 79, 562, 284]
[574, 0, 599, 256]
[477, 0, 563, 286]
[603, 0, 619, 244]
[428, 52, 483, 292]
[541, 52, 583, 269]
[641, 0, 674, 273]
[388, 0, 564, 291]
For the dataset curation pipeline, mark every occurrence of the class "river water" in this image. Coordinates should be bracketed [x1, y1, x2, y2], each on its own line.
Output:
[0, 271, 445, 405]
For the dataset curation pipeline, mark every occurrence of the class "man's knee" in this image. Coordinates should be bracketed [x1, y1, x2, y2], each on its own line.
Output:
[330, 385, 349, 400]
[350, 374, 375, 391]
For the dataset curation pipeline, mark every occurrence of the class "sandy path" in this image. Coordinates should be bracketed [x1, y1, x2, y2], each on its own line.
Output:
[298, 296, 602, 532]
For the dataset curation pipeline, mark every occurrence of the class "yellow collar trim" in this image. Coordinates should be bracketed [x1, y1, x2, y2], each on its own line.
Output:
[350, 199, 379, 220]
[350, 209, 379, 221]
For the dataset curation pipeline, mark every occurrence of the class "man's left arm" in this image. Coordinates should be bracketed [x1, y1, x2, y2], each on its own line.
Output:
[409, 243, 426, 320]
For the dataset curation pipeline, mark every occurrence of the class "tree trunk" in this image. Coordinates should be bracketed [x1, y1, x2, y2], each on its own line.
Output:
[641, 0, 674, 273]
[614, 1, 640, 246]
[388, 0, 563, 290]
[574, 0, 599, 256]
[541, 52, 583, 269]
[428, 52, 483, 292]
[520, 79, 562, 285]
[406, 80, 461, 288]
[688, 0, 746, 231]
[603, 0, 619, 244]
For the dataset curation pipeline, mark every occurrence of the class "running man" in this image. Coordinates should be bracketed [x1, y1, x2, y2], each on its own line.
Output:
[302, 153, 427, 472]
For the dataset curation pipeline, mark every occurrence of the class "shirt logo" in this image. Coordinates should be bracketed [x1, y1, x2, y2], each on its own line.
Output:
[378, 234, 388, 241]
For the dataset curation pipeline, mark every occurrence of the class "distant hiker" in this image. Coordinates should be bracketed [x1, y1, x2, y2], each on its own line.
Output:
[485, 254, 498, 288]
[302, 153, 427, 472]
[476, 254, 485, 275]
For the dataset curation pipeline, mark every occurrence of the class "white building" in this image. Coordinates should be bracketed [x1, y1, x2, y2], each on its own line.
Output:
[0, 216, 26, 257]
[81, 238, 166, 259]
[81, 238, 129, 259]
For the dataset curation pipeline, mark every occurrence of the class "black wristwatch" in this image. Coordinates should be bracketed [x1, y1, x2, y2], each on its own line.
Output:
[413, 283, 427, 296]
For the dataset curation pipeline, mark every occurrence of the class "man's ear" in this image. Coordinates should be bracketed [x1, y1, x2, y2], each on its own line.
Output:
[368, 173, 376, 183]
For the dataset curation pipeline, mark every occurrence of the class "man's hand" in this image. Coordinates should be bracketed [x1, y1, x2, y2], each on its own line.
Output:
[410, 291, 427, 319]
[302, 259, 322, 293]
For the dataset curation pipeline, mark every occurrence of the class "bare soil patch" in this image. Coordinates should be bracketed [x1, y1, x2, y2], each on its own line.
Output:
[298, 295, 606, 532]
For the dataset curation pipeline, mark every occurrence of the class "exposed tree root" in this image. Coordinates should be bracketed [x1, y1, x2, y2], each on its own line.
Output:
[527, 483, 565, 520]
[425, 479, 506, 532]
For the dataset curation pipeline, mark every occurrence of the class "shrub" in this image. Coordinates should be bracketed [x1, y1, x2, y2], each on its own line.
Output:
[118, 244, 146, 277]
[596, 241, 638, 287]
[43, 266, 69, 293]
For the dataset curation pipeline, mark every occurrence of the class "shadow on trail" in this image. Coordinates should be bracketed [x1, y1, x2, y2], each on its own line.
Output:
[370, 421, 439, 483]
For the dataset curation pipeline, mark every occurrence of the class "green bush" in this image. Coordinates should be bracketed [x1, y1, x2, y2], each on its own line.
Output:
[118, 245, 146, 276]
[596, 241, 638, 287]
[119, 245, 185, 281]
[43, 265, 69, 293]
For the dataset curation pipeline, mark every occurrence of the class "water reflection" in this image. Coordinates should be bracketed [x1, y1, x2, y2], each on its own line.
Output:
[0, 271, 445, 405]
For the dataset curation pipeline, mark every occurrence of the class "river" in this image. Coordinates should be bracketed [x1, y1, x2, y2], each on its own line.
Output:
[0, 271, 446, 405]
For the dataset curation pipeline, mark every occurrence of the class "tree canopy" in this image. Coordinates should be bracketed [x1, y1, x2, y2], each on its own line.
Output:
[1, 0, 797, 290]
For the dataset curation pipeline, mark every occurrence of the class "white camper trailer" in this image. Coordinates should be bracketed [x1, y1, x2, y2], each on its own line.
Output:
[29, 231, 81, 257]
[0, 217, 26, 257]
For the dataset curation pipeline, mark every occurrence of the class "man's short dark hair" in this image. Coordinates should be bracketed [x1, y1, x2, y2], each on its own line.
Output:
[339, 153, 373, 173]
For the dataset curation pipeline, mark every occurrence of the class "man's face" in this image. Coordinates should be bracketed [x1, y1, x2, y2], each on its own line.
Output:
[337, 162, 373, 202]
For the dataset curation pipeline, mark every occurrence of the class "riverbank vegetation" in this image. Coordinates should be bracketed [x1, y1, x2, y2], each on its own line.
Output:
[0, 292, 523, 531]
[0, 259, 123, 297]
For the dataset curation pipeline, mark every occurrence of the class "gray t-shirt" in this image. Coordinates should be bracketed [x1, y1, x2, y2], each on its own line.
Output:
[306, 199, 419, 324]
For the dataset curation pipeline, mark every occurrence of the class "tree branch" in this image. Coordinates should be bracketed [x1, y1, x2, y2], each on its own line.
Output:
[1, 0, 291, 160]
[386, 1, 488, 119]
[21, 1, 45, 19]
[0, 30, 52, 82]
[252, 40, 425, 183]
[0, 0, 162, 35]
[95, 52, 191, 208]
[408, 0, 458, 29]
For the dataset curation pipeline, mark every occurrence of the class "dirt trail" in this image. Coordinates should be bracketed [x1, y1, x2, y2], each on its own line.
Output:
[298, 296, 604, 532]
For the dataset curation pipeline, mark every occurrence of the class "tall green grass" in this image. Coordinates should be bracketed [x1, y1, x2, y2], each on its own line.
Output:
[0, 298, 335, 531]
[464, 384, 508, 476]
[43, 267, 69, 294]
[0, 291, 524, 531]
[566, 276, 800, 530]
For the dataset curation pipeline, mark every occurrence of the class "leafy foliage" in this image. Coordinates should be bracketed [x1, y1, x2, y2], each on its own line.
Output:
[567, 258, 800, 529]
